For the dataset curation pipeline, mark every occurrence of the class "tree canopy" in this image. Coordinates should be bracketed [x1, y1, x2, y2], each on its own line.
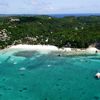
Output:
[0, 15, 100, 49]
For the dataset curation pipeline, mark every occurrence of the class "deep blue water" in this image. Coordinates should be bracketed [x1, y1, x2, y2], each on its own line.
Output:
[0, 49, 100, 100]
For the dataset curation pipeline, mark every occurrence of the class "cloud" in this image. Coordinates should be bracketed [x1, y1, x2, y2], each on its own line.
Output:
[0, 0, 100, 14]
[0, 3, 8, 7]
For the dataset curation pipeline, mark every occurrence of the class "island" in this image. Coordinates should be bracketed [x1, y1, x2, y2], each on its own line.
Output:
[0, 15, 100, 50]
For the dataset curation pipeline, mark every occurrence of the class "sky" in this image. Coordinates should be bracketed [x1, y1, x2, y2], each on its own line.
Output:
[0, 0, 100, 14]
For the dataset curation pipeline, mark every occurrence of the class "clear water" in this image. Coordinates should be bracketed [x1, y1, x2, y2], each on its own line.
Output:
[0, 49, 100, 100]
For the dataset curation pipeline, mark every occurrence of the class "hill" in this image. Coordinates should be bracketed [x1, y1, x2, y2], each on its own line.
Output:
[0, 15, 100, 49]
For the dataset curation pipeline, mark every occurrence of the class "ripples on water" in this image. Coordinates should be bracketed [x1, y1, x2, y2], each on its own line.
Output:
[0, 50, 100, 100]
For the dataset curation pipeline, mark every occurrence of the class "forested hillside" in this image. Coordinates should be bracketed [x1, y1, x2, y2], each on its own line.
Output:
[0, 15, 100, 49]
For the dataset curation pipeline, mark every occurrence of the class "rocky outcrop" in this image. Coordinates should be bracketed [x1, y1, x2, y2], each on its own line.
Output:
[0, 29, 10, 41]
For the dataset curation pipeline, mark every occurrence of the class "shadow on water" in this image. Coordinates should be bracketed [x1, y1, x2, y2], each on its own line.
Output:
[20, 54, 60, 71]
[17, 54, 48, 70]
[13, 51, 37, 58]
[4, 56, 11, 62]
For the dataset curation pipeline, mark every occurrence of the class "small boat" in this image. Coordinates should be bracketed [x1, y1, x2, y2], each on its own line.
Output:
[95, 72, 100, 79]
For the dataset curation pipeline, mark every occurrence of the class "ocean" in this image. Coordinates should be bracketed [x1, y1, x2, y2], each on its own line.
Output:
[0, 49, 100, 100]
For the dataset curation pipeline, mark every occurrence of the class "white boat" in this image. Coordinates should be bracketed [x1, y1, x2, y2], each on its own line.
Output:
[95, 72, 100, 78]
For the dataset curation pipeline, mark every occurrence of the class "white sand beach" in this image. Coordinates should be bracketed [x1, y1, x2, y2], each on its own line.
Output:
[10, 44, 59, 51]
[1, 44, 100, 56]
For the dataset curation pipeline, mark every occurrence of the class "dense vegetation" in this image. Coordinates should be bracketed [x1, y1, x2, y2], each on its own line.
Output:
[0, 15, 100, 49]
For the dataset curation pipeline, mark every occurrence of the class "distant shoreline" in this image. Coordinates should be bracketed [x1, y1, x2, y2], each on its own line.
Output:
[0, 13, 100, 18]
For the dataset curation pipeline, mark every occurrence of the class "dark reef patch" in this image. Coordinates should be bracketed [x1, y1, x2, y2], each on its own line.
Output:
[13, 51, 36, 58]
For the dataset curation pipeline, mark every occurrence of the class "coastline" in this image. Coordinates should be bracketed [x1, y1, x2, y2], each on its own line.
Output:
[0, 44, 99, 56]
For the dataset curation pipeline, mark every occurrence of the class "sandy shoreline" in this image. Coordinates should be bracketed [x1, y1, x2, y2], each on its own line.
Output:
[0, 44, 100, 56]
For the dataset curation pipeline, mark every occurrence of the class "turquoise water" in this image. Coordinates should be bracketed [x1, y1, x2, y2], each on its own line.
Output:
[0, 49, 100, 100]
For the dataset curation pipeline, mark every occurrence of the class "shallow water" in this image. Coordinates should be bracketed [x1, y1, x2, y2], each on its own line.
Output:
[0, 49, 100, 100]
